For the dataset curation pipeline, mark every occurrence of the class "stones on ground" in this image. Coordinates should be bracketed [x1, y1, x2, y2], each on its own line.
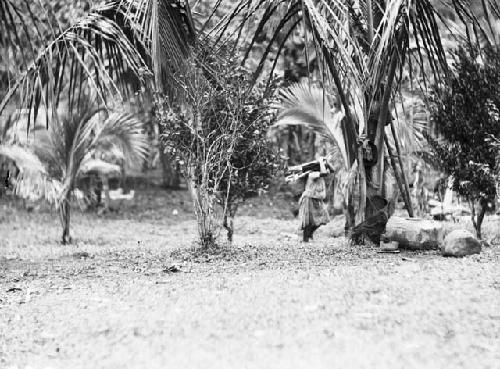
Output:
[73, 251, 90, 259]
[385, 216, 444, 250]
[441, 229, 481, 257]
[163, 264, 181, 273]
[379, 240, 400, 253]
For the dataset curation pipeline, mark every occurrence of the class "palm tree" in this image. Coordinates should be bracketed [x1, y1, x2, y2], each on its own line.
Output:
[31, 102, 148, 243]
[211, 0, 500, 225]
[213, 1, 444, 222]
[0, 0, 198, 119]
[1, 0, 496, 233]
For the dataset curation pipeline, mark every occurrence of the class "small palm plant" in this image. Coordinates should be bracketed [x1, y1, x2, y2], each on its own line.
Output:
[32, 103, 148, 244]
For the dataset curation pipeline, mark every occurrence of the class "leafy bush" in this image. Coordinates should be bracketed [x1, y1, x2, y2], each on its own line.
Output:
[216, 83, 281, 241]
[157, 47, 280, 245]
[426, 46, 500, 238]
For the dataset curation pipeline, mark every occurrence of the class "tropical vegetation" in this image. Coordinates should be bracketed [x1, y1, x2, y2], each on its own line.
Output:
[427, 45, 500, 239]
[1, 0, 500, 245]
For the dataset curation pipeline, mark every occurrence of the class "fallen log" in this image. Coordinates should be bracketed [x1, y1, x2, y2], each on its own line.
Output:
[384, 216, 444, 250]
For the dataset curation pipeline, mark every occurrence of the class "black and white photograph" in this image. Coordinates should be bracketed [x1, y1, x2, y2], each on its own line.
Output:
[1, 0, 499, 368]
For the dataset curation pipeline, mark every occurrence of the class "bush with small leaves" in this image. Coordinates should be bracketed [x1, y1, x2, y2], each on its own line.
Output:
[157, 45, 280, 246]
[426, 46, 500, 238]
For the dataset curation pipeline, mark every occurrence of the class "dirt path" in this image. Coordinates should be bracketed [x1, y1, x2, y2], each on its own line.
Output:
[1, 192, 500, 369]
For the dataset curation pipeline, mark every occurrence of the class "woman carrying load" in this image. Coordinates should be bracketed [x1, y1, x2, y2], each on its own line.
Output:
[287, 156, 333, 242]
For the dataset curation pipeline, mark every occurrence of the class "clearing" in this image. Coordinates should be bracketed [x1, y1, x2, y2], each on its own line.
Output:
[1, 190, 499, 369]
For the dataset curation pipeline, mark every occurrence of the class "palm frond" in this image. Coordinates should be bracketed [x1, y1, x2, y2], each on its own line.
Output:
[0, 143, 62, 204]
[80, 158, 121, 175]
[91, 111, 149, 166]
[117, 0, 197, 94]
[0, 144, 46, 174]
[0, 0, 44, 72]
[13, 170, 62, 204]
[274, 82, 350, 169]
[390, 94, 428, 154]
[450, 0, 500, 49]
[0, 2, 150, 126]
[302, 0, 367, 96]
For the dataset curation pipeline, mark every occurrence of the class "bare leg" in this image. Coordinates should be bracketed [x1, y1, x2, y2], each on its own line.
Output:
[303, 226, 311, 242]
[310, 225, 320, 240]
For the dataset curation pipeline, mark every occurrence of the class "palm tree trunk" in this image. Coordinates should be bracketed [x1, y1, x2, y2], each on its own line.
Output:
[374, 30, 406, 198]
[59, 193, 72, 244]
[161, 151, 180, 189]
[319, 44, 365, 226]
[389, 121, 414, 217]
[374, 60, 397, 196]
[102, 174, 110, 211]
[356, 148, 367, 225]
[385, 135, 412, 216]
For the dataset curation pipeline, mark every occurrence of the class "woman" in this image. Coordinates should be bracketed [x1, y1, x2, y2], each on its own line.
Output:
[297, 157, 331, 242]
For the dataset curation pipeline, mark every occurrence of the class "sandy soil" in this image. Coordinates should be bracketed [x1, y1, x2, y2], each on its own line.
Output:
[1, 190, 499, 369]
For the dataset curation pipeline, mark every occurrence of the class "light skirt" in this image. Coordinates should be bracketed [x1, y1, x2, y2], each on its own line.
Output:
[299, 196, 330, 229]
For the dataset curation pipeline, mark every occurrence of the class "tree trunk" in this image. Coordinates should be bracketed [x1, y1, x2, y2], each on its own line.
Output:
[385, 136, 409, 215]
[223, 204, 238, 243]
[374, 30, 406, 198]
[389, 121, 414, 217]
[412, 165, 430, 217]
[187, 166, 217, 248]
[102, 174, 110, 211]
[59, 193, 72, 244]
[160, 149, 180, 189]
[344, 199, 356, 237]
[471, 198, 488, 239]
[356, 150, 367, 225]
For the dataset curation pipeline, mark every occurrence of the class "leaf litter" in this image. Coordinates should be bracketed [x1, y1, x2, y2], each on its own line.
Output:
[0, 190, 499, 369]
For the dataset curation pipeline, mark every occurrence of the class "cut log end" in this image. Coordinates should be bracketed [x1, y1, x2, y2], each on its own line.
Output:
[385, 216, 444, 250]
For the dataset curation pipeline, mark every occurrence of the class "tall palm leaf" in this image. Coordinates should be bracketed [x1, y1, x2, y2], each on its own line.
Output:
[274, 82, 350, 168]
[115, 0, 196, 93]
[1, 0, 197, 127]
[450, 0, 500, 49]
[0, 0, 44, 73]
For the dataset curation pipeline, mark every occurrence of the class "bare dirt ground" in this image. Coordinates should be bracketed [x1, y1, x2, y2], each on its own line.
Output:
[1, 189, 500, 369]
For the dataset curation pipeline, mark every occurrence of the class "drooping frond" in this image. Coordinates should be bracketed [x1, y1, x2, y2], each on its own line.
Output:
[91, 111, 149, 166]
[0, 143, 61, 203]
[390, 93, 428, 154]
[274, 82, 350, 169]
[449, 0, 500, 49]
[80, 158, 121, 175]
[0, 144, 46, 174]
[13, 170, 62, 204]
[0, 3, 151, 127]
[0, 0, 44, 73]
[117, 0, 197, 95]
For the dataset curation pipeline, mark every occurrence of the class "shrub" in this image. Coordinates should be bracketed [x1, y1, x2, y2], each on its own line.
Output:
[426, 46, 500, 238]
[157, 47, 279, 246]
